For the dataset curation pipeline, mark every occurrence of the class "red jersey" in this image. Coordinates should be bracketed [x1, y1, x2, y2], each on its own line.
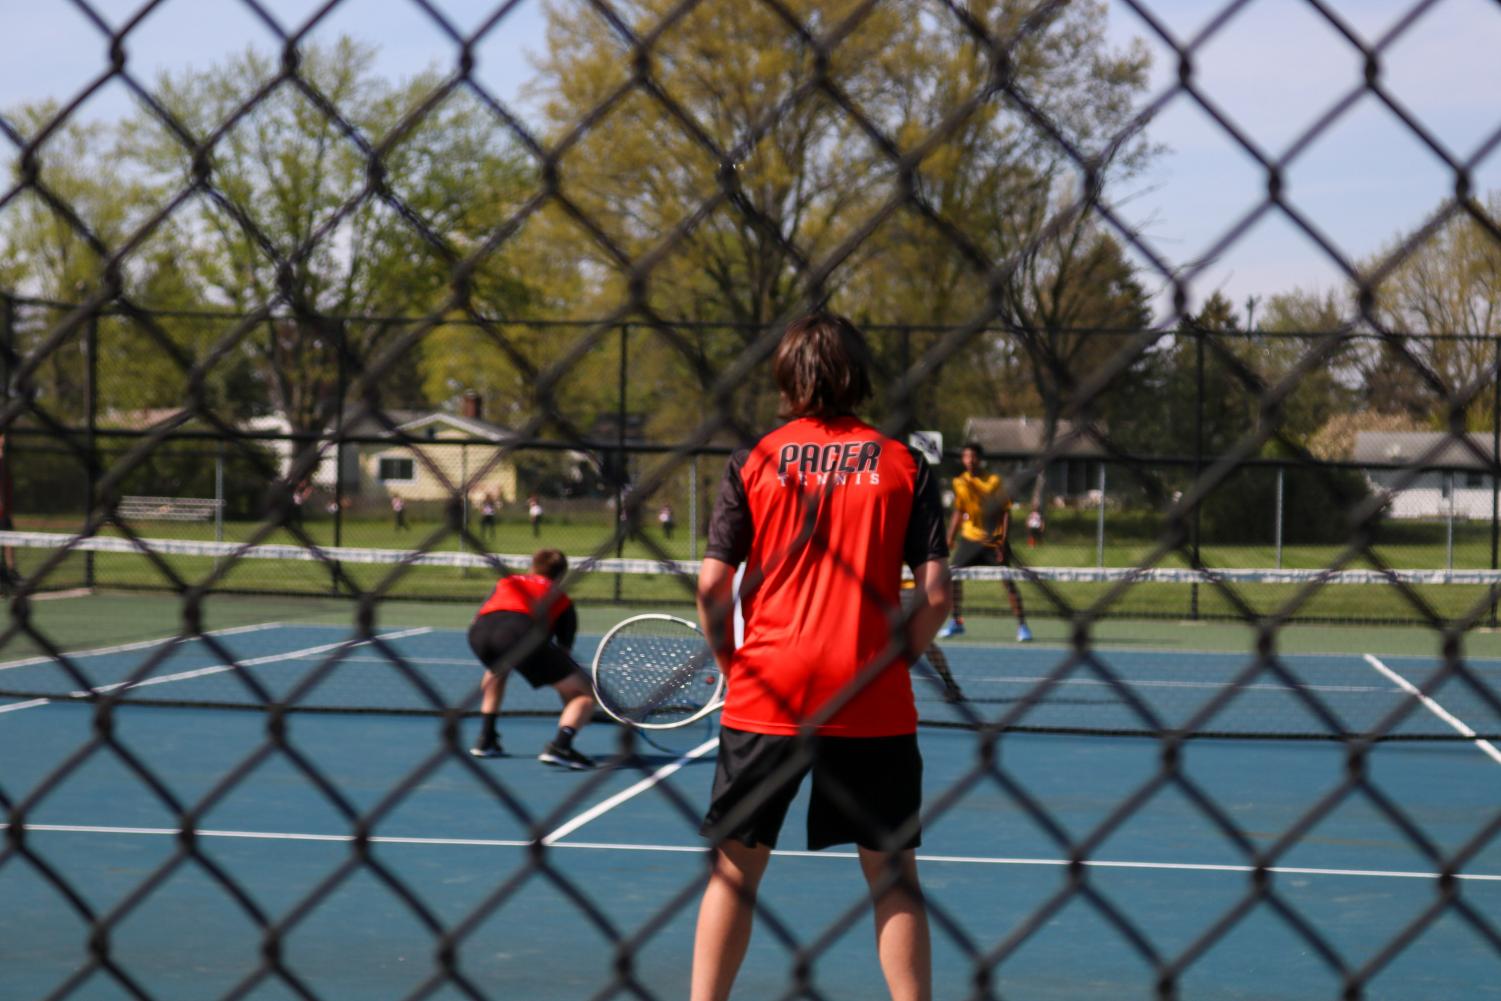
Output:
[476, 574, 573, 627]
[704, 416, 947, 736]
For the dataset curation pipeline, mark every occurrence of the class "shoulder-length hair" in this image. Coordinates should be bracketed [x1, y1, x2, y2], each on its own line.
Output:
[772, 312, 873, 419]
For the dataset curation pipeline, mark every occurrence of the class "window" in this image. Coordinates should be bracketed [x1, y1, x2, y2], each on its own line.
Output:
[379, 457, 415, 482]
[1466, 471, 1485, 489]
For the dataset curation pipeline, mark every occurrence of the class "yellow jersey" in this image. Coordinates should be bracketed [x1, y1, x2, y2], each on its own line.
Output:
[952, 471, 1010, 545]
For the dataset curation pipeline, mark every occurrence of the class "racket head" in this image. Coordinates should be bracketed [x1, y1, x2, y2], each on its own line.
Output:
[591, 613, 724, 729]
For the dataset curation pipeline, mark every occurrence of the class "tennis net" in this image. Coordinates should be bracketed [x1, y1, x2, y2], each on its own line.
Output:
[1, 533, 1497, 742]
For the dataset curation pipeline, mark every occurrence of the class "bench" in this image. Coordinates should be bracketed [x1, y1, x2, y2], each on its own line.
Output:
[117, 496, 225, 522]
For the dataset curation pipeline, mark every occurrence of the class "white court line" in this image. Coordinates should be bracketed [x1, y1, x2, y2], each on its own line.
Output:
[542, 736, 721, 845]
[6, 823, 1499, 883]
[0, 626, 432, 715]
[1363, 654, 1501, 766]
[0, 620, 288, 672]
[958, 674, 1399, 696]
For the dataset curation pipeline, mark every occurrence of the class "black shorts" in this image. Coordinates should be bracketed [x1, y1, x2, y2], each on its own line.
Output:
[467, 611, 579, 689]
[700, 727, 923, 852]
[951, 537, 1008, 569]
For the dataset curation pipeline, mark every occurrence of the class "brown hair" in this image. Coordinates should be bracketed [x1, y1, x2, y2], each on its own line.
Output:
[772, 312, 873, 419]
[531, 548, 568, 580]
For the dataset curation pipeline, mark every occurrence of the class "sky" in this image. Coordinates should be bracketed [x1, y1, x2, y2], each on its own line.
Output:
[3, 0, 1500, 324]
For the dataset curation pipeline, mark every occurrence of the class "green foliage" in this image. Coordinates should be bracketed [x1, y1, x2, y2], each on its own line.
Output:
[1199, 449, 1371, 545]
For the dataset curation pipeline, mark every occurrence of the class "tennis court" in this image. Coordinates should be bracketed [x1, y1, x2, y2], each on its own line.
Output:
[4, 605, 1499, 1000]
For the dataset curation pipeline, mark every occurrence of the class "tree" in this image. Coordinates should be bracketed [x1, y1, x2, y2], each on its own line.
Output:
[123, 39, 539, 452]
[1366, 194, 1501, 427]
[532, 0, 1154, 441]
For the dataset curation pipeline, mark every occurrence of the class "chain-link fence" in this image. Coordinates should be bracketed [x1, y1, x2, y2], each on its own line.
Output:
[3, 0, 1501, 998]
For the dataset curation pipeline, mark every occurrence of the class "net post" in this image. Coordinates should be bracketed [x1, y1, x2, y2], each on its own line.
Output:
[84, 313, 98, 590]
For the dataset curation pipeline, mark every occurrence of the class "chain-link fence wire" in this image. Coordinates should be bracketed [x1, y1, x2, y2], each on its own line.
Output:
[3, 0, 1501, 996]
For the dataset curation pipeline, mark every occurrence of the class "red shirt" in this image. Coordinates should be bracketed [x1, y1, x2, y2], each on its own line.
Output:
[704, 416, 947, 736]
[476, 574, 573, 628]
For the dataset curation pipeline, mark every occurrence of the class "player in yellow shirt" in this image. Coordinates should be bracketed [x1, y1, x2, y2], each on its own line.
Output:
[940, 441, 1031, 641]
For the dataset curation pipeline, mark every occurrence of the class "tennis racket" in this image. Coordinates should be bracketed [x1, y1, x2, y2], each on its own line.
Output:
[591, 613, 724, 729]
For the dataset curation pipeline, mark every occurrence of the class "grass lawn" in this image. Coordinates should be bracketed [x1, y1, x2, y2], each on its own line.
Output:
[9, 512, 1501, 626]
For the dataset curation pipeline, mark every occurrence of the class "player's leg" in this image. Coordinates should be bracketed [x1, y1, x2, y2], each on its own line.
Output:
[694, 730, 806, 1001]
[1000, 544, 1031, 642]
[808, 734, 930, 999]
[941, 540, 987, 637]
[858, 847, 932, 1001]
[924, 643, 964, 702]
[467, 615, 512, 757]
[470, 669, 509, 756]
[539, 657, 597, 769]
[690, 840, 772, 1001]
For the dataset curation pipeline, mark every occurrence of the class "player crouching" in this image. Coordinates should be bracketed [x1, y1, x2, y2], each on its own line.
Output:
[467, 548, 597, 769]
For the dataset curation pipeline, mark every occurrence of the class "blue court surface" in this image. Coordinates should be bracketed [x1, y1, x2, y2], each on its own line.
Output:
[2, 623, 1499, 999]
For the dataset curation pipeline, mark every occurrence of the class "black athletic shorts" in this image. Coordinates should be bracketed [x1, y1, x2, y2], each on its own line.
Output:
[700, 727, 923, 852]
[467, 610, 579, 689]
[951, 537, 1008, 569]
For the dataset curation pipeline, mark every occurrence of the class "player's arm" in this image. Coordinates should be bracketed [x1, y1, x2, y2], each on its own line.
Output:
[699, 450, 752, 671]
[906, 454, 953, 653]
[907, 559, 952, 656]
[697, 558, 737, 672]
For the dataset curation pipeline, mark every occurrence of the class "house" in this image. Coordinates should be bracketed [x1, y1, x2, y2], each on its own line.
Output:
[243, 396, 519, 508]
[961, 416, 1107, 502]
[1352, 431, 1495, 519]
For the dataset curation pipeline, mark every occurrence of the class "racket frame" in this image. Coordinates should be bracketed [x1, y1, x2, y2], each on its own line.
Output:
[590, 612, 725, 729]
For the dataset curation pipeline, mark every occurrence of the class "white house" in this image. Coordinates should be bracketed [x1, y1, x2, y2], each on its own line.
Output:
[1352, 431, 1496, 519]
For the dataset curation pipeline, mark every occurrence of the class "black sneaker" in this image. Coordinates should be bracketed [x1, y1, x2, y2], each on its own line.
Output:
[538, 743, 596, 770]
[469, 743, 503, 759]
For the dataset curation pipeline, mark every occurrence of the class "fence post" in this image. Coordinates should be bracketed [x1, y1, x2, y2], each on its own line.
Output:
[1491, 337, 1499, 625]
[332, 319, 349, 551]
[1274, 465, 1284, 570]
[1447, 470, 1455, 574]
[614, 323, 628, 602]
[84, 314, 98, 589]
[1095, 462, 1106, 569]
[214, 441, 225, 544]
[1190, 325, 1204, 619]
[0, 296, 12, 593]
[689, 452, 698, 562]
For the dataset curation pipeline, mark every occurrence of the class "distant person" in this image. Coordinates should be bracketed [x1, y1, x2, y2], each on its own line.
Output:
[939, 441, 1030, 642]
[289, 480, 312, 530]
[528, 494, 543, 538]
[1026, 507, 1045, 548]
[658, 502, 675, 540]
[467, 548, 596, 769]
[392, 495, 408, 531]
[480, 496, 497, 540]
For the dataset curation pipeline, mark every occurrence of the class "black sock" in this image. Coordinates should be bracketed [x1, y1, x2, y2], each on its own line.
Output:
[555, 725, 577, 750]
[478, 713, 499, 748]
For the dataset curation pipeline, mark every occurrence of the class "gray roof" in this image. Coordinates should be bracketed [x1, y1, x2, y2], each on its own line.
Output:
[961, 417, 1105, 458]
[1351, 431, 1496, 468]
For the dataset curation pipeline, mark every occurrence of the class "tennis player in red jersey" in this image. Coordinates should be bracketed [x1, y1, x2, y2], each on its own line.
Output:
[467, 548, 597, 769]
[690, 313, 952, 1001]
